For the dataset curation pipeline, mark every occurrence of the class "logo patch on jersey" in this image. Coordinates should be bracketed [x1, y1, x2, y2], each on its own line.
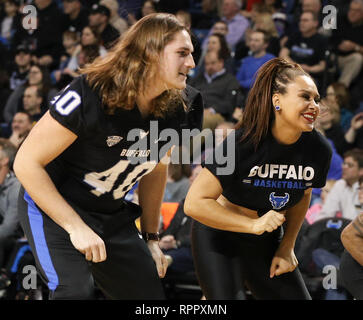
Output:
[269, 192, 290, 210]
[106, 136, 123, 147]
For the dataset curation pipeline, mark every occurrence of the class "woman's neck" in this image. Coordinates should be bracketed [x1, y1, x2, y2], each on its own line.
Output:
[271, 121, 302, 145]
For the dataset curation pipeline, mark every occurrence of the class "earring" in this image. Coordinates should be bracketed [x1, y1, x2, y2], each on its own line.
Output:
[275, 105, 281, 111]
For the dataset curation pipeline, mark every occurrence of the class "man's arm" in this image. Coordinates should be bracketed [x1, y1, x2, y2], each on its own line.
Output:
[138, 150, 171, 277]
[341, 212, 363, 266]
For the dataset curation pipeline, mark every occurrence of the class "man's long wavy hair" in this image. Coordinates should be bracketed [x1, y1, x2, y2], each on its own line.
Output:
[81, 13, 188, 117]
[236, 58, 310, 149]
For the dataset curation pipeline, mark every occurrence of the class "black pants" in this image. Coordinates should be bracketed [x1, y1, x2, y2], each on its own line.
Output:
[18, 188, 165, 300]
[340, 250, 363, 300]
[192, 221, 311, 300]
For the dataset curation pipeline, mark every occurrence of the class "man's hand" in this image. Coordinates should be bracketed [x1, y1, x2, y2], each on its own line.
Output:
[69, 224, 107, 263]
[147, 240, 168, 278]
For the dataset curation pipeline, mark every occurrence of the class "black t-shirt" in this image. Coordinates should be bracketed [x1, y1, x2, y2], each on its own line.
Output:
[47, 75, 203, 214]
[204, 128, 332, 215]
[286, 33, 327, 67]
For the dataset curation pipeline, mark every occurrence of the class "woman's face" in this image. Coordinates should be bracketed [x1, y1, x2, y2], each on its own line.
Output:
[81, 27, 96, 45]
[142, 1, 156, 17]
[28, 66, 42, 85]
[274, 75, 320, 132]
[326, 85, 337, 104]
[207, 36, 221, 52]
[159, 30, 195, 90]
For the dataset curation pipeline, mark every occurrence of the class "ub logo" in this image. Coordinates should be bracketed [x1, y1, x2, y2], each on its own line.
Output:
[269, 192, 290, 210]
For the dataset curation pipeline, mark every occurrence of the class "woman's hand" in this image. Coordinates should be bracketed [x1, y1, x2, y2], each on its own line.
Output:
[269, 246, 298, 278]
[252, 210, 286, 235]
[147, 240, 168, 278]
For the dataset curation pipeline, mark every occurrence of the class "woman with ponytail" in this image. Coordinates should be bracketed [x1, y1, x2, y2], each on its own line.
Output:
[185, 57, 332, 299]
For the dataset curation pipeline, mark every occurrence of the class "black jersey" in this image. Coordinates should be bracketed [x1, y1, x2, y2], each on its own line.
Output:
[204, 128, 332, 214]
[47, 75, 203, 214]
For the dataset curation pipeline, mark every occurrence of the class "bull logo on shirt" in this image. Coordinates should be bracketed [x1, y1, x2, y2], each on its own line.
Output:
[269, 192, 290, 210]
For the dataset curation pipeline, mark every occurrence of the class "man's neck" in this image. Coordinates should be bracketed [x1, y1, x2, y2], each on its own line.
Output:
[253, 50, 266, 58]
[18, 65, 30, 74]
[346, 178, 358, 187]
[302, 29, 316, 38]
[224, 12, 237, 21]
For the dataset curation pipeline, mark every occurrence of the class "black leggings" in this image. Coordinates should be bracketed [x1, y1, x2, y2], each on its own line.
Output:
[18, 188, 165, 300]
[340, 250, 363, 300]
[192, 221, 311, 300]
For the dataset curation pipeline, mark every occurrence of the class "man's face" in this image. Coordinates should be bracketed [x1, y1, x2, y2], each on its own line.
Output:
[89, 13, 104, 27]
[248, 32, 267, 54]
[348, 1, 363, 24]
[11, 113, 33, 135]
[15, 51, 31, 68]
[342, 156, 360, 184]
[204, 51, 224, 76]
[299, 12, 318, 34]
[62, 0, 79, 15]
[222, 0, 238, 18]
[23, 86, 42, 112]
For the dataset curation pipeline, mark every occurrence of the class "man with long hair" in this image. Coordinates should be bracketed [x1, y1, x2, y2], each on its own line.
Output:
[13, 13, 202, 300]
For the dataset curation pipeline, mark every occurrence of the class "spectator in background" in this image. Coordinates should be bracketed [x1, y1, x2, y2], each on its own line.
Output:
[197, 33, 235, 75]
[100, 0, 128, 36]
[332, 0, 363, 88]
[79, 26, 107, 57]
[3, 64, 57, 124]
[235, 12, 280, 61]
[326, 83, 354, 132]
[340, 175, 363, 300]
[316, 149, 363, 222]
[77, 44, 100, 68]
[189, 50, 242, 121]
[175, 10, 201, 66]
[32, 0, 64, 68]
[127, 0, 158, 26]
[8, 111, 33, 149]
[88, 3, 120, 50]
[163, 160, 191, 203]
[201, 20, 229, 51]
[315, 98, 350, 157]
[306, 179, 337, 224]
[61, 0, 89, 33]
[0, 0, 21, 46]
[236, 29, 275, 91]
[9, 45, 31, 91]
[0, 69, 11, 125]
[262, 0, 288, 37]
[0, 138, 21, 272]
[344, 112, 363, 150]
[22, 85, 44, 122]
[52, 29, 80, 89]
[220, 0, 250, 51]
[280, 11, 327, 90]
